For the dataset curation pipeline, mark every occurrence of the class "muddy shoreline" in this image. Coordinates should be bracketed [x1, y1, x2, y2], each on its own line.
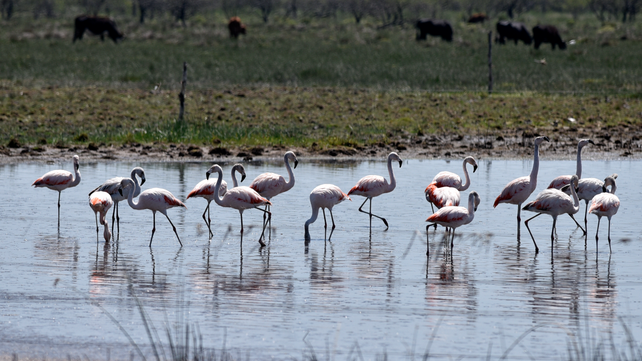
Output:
[2, 132, 640, 165]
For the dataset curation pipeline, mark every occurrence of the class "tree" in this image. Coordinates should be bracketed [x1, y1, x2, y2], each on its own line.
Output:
[344, 0, 370, 23]
[250, 0, 280, 23]
[1, 0, 15, 19]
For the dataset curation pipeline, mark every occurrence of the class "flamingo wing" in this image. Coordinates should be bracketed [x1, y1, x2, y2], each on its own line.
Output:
[250, 173, 286, 198]
[431, 171, 462, 189]
[429, 186, 460, 208]
[522, 189, 573, 215]
[426, 206, 470, 228]
[589, 193, 620, 216]
[494, 176, 531, 207]
[348, 175, 387, 197]
[33, 170, 74, 190]
[224, 187, 271, 209]
[141, 188, 187, 210]
[547, 175, 572, 189]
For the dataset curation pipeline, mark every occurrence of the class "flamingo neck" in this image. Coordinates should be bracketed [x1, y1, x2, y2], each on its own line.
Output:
[569, 182, 580, 211]
[231, 168, 239, 188]
[305, 206, 319, 231]
[212, 169, 226, 207]
[282, 156, 296, 193]
[529, 143, 540, 191]
[387, 156, 397, 193]
[126, 180, 142, 210]
[467, 194, 476, 215]
[609, 182, 617, 194]
[70, 165, 81, 188]
[460, 160, 471, 191]
[575, 143, 584, 178]
[103, 221, 111, 242]
[129, 169, 142, 197]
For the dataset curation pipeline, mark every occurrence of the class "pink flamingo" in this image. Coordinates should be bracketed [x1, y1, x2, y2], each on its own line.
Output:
[425, 183, 460, 209]
[89, 191, 114, 242]
[187, 164, 245, 237]
[119, 178, 186, 247]
[250, 151, 298, 218]
[209, 164, 272, 247]
[348, 152, 402, 229]
[522, 175, 582, 253]
[426, 191, 480, 256]
[589, 176, 620, 252]
[493, 136, 549, 235]
[89, 167, 146, 233]
[32, 154, 82, 223]
[426, 156, 477, 212]
[547, 139, 594, 189]
[563, 173, 618, 231]
[304, 184, 351, 240]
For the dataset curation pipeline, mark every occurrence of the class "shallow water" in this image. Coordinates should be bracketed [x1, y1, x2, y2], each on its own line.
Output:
[1, 157, 641, 360]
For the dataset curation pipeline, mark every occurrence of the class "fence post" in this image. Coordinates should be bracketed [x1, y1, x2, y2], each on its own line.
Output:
[488, 31, 493, 94]
[178, 62, 187, 121]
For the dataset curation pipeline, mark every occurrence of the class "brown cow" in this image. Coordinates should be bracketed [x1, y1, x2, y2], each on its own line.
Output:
[533, 25, 566, 50]
[73, 15, 123, 43]
[228, 17, 246, 38]
[467, 13, 488, 24]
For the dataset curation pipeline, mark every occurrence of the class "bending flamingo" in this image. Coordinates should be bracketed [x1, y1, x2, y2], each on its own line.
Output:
[589, 176, 620, 252]
[89, 167, 146, 234]
[250, 151, 298, 218]
[493, 136, 549, 235]
[89, 191, 114, 242]
[348, 152, 402, 229]
[522, 175, 582, 253]
[304, 184, 351, 240]
[426, 191, 480, 256]
[209, 164, 272, 247]
[187, 164, 245, 237]
[547, 138, 594, 189]
[564, 173, 618, 231]
[426, 156, 478, 212]
[32, 154, 81, 223]
[119, 178, 186, 247]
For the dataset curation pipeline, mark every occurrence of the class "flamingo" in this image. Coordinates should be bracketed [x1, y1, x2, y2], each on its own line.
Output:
[522, 175, 582, 253]
[563, 173, 618, 231]
[187, 164, 246, 237]
[304, 184, 351, 240]
[426, 156, 478, 212]
[88, 167, 146, 234]
[209, 164, 272, 247]
[32, 154, 82, 223]
[493, 136, 549, 235]
[589, 176, 620, 252]
[347, 152, 402, 229]
[119, 178, 186, 247]
[425, 191, 480, 256]
[547, 139, 594, 189]
[250, 151, 298, 218]
[89, 191, 114, 242]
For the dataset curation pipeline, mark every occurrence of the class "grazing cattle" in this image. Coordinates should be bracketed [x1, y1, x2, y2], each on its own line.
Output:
[73, 15, 123, 43]
[533, 25, 566, 50]
[228, 16, 246, 38]
[467, 13, 488, 24]
[416, 19, 453, 42]
[495, 21, 532, 45]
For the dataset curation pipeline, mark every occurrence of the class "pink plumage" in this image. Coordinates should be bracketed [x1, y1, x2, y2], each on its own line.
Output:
[89, 191, 114, 242]
[425, 183, 460, 208]
[305, 184, 351, 239]
[33, 155, 82, 223]
[250, 151, 298, 200]
[426, 191, 480, 256]
[547, 139, 594, 189]
[588, 176, 619, 251]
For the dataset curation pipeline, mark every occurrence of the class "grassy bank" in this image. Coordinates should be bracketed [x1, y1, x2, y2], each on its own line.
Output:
[1, 84, 641, 152]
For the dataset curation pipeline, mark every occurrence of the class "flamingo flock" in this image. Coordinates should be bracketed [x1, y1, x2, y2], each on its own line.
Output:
[32, 141, 623, 255]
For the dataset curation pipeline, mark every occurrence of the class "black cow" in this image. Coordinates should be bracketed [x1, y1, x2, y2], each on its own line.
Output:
[416, 19, 453, 42]
[228, 16, 246, 38]
[73, 15, 123, 43]
[532, 25, 566, 50]
[495, 21, 532, 45]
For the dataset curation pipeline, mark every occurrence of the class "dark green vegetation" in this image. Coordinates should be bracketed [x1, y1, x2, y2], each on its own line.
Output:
[0, 14, 641, 151]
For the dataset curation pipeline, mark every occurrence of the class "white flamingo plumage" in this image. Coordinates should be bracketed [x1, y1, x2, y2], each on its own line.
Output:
[187, 164, 245, 237]
[304, 184, 351, 240]
[547, 139, 594, 189]
[522, 175, 582, 253]
[425, 183, 460, 209]
[89, 191, 114, 242]
[589, 176, 620, 252]
[209, 164, 272, 247]
[426, 156, 477, 212]
[563, 173, 618, 231]
[493, 136, 549, 235]
[89, 167, 146, 233]
[119, 178, 186, 247]
[347, 152, 402, 229]
[426, 191, 480, 256]
[32, 154, 81, 223]
[250, 151, 298, 218]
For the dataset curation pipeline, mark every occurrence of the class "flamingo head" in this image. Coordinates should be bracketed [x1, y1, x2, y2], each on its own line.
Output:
[534, 136, 549, 146]
[285, 151, 298, 169]
[119, 178, 135, 196]
[470, 191, 480, 211]
[603, 176, 617, 194]
[388, 152, 403, 167]
[465, 156, 478, 172]
[232, 163, 247, 182]
[578, 139, 595, 148]
[206, 164, 223, 180]
[133, 167, 146, 186]
[72, 155, 80, 170]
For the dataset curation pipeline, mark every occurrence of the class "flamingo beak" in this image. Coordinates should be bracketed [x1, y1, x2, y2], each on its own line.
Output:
[398, 160, 403, 168]
[602, 185, 607, 192]
[294, 160, 299, 169]
[544, 136, 550, 142]
[206, 172, 211, 180]
[589, 140, 595, 145]
[473, 164, 478, 172]
[118, 187, 123, 196]
[241, 174, 246, 182]
[140, 177, 146, 186]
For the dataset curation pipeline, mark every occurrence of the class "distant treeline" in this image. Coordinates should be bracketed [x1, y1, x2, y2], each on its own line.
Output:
[1, 0, 639, 26]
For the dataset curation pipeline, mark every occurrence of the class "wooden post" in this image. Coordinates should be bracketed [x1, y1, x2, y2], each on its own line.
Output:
[488, 31, 493, 94]
[178, 62, 187, 121]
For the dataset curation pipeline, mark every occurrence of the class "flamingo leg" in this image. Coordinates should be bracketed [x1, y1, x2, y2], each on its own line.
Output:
[567, 214, 586, 234]
[239, 211, 244, 234]
[57, 191, 62, 225]
[202, 202, 212, 237]
[322, 208, 327, 228]
[164, 213, 183, 247]
[551, 217, 557, 245]
[358, 198, 389, 229]
[329, 209, 336, 229]
[426, 228, 430, 257]
[607, 217, 612, 253]
[450, 229, 455, 250]
[149, 211, 157, 247]
[583, 200, 589, 233]
[595, 216, 601, 247]
[524, 213, 541, 253]
[254, 207, 271, 247]
[111, 202, 117, 236]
